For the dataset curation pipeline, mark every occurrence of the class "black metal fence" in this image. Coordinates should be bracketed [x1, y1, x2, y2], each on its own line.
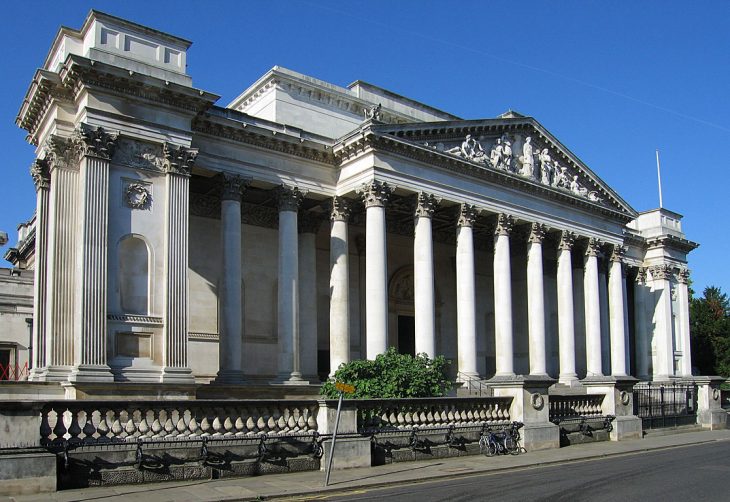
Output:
[633, 382, 698, 430]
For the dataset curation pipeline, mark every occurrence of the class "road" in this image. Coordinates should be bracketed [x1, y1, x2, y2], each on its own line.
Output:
[306, 441, 730, 502]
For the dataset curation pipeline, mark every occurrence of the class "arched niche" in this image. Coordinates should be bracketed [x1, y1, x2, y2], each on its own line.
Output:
[118, 234, 151, 315]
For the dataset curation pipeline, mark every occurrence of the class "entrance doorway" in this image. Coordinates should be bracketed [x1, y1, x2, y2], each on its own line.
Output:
[397, 315, 415, 357]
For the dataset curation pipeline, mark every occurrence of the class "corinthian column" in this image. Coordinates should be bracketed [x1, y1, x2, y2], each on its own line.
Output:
[414, 192, 440, 358]
[358, 181, 393, 359]
[329, 197, 351, 375]
[676, 268, 693, 377]
[608, 245, 628, 376]
[557, 231, 578, 384]
[584, 238, 603, 377]
[456, 204, 478, 380]
[650, 264, 675, 380]
[527, 223, 548, 376]
[633, 267, 649, 379]
[28, 159, 50, 380]
[494, 214, 515, 377]
[215, 173, 248, 384]
[299, 211, 322, 381]
[160, 142, 197, 383]
[69, 125, 118, 383]
[276, 185, 305, 383]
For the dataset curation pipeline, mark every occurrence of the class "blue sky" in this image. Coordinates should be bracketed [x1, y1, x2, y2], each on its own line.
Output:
[1, 1, 728, 295]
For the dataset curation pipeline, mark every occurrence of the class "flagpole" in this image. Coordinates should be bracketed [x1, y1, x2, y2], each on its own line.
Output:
[655, 149, 663, 208]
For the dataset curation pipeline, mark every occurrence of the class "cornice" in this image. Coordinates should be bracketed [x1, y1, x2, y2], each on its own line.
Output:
[645, 234, 699, 254]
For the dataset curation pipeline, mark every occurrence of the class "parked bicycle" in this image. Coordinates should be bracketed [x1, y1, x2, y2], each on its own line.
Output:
[479, 422, 525, 456]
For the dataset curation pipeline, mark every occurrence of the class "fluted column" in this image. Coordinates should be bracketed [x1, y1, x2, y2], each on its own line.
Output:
[650, 264, 675, 380]
[215, 173, 248, 384]
[557, 231, 578, 384]
[494, 214, 515, 377]
[329, 197, 351, 375]
[633, 267, 649, 379]
[608, 246, 628, 376]
[28, 160, 50, 380]
[677, 268, 693, 377]
[299, 211, 322, 381]
[456, 204, 478, 379]
[414, 192, 440, 358]
[160, 143, 197, 383]
[276, 185, 305, 383]
[527, 223, 548, 376]
[584, 238, 603, 377]
[70, 125, 118, 382]
[358, 181, 393, 359]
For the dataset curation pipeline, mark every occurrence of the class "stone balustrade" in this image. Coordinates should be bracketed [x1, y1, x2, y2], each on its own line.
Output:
[548, 395, 605, 421]
[355, 396, 513, 432]
[40, 400, 319, 445]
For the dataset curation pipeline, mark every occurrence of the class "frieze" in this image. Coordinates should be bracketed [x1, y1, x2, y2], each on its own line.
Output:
[29, 159, 50, 190]
[113, 139, 165, 172]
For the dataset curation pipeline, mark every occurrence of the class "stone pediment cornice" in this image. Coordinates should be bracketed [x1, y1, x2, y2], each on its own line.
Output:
[333, 123, 635, 223]
[645, 234, 699, 254]
[17, 54, 219, 146]
[192, 114, 337, 165]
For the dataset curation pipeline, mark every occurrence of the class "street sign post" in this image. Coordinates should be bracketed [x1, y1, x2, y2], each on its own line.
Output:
[324, 381, 355, 486]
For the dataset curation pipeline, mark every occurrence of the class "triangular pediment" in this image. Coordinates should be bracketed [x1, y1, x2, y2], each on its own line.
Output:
[367, 117, 637, 219]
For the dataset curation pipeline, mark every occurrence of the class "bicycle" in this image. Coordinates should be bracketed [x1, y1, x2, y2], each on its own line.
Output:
[479, 422, 525, 456]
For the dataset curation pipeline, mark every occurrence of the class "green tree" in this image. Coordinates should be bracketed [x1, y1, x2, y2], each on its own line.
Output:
[320, 347, 452, 399]
[690, 286, 730, 376]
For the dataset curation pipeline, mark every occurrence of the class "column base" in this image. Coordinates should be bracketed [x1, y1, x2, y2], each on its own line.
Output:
[32, 365, 73, 382]
[558, 374, 581, 387]
[159, 366, 195, 384]
[28, 367, 48, 382]
[68, 364, 114, 383]
[213, 370, 246, 385]
[272, 373, 310, 385]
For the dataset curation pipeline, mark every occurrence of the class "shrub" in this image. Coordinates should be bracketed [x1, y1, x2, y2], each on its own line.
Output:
[320, 347, 451, 399]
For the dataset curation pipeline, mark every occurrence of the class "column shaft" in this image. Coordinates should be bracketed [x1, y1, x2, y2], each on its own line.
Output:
[557, 232, 577, 383]
[608, 248, 627, 376]
[298, 214, 320, 380]
[414, 193, 439, 358]
[456, 204, 478, 379]
[651, 264, 675, 379]
[527, 224, 547, 375]
[634, 268, 649, 379]
[29, 160, 50, 379]
[329, 198, 351, 375]
[494, 214, 514, 377]
[677, 269, 693, 377]
[584, 239, 603, 377]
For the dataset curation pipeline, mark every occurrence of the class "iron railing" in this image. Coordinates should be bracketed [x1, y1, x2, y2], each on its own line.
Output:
[633, 381, 698, 429]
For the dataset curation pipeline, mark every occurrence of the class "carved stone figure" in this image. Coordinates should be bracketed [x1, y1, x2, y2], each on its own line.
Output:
[570, 175, 588, 196]
[519, 136, 535, 178]
[490, 138, 503, 168]
[445, 135, 489, 163]
[553, 165, 570, 189]
[502, 137, 513, 171]
[538, 148, 553, 185]
[364, 103, 382, 120]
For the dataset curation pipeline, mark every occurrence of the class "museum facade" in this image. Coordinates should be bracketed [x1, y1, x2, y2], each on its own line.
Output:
[15, 11, 697, 387]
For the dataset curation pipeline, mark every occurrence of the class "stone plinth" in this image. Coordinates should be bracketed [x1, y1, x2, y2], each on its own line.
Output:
[694, 376, 727, 430]
[583, 375, 642, 441]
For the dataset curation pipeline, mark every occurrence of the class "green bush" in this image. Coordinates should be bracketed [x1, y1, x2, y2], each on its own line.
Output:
[320, 347, 451, 399]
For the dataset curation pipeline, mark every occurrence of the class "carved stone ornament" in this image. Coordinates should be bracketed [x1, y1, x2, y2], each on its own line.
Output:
[43, 135, 75, 170]
[620, 391, 631, 406]
[276, 185, 305, 212]
[364, 103, 382, 121]
[72, 124, 119, 160]
[678, 268, 690, 284]
[585, 237, 603, 257]
[358, 180, 394, 208]
[415, 192, 441, 218]
[113, 138, 165, 171]
[531, 393, 545, 410]
[528, 222, 547, 244]
[558, 230, 576, 251]
[495, 214, 514, 236]
[713, 388, 720, 401]
[610, 245, 626, 263]
[124, 183, 151, 210]
[649, 264, 673, 281]
[329, 196, 351, 222]
[29, 159, 50, 190]
[163, 143, 198, 176]
[636, 267, 648, 285]
[456, 203, 478, 228]
[218, 173, 249, 201]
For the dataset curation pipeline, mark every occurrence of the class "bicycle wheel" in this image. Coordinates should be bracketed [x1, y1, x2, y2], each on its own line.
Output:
[486, 439, 497, 457]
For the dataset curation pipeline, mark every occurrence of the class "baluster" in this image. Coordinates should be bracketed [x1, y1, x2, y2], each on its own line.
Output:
[40, 406, 53, 446]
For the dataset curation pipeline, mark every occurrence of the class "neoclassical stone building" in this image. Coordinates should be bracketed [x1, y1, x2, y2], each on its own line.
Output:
[15, 11, 697, 388]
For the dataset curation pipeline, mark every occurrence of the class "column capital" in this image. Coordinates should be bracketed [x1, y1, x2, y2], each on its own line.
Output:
[29, 159, 50, 191]
[677, 267, 691, 284]
[495, 213, 514, 236]
[558, 230, 576, 251]
[649, 264, 673, 281]
[329, 196, 351, 222]
[218, 173, 250, 201]
[414, 192, 441, 218]
[528, 222, 547, 243]
[163, 143, 198, 176]
[71, 123, 119, 160]
[609, 244, 626, 263]
[585, 237, 603, 257]
[358, 180, 394, 208]
[299, 211, 324, 234]
[276, 185, 305, 212]
[456, 203, 478, 227]
[635, 266, 648, 285]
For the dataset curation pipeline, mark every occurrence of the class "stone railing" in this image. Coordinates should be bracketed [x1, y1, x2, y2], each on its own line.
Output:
[355, 396, 513, 432]
[549, 395, 605, 422]
[40, 400, 319, 445]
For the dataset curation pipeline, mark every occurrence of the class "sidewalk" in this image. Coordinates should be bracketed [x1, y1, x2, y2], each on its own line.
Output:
[7, 429, 730, 502]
